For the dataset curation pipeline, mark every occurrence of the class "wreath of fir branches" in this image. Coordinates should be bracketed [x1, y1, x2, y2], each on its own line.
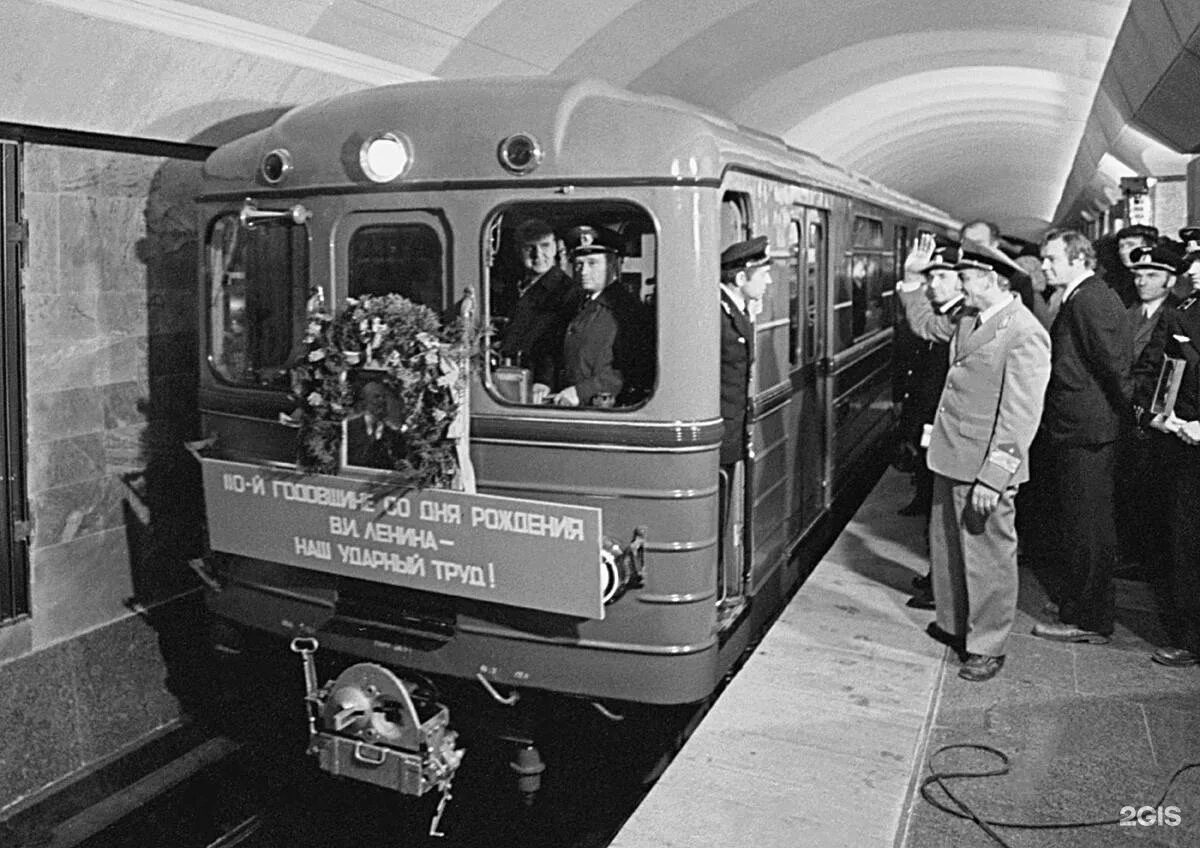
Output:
[289, 293, 475, 489]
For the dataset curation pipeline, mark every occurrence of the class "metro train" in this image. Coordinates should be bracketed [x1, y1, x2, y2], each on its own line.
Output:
[193, 77, 955, 816]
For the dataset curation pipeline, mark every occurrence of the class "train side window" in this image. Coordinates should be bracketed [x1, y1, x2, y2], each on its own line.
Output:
[483, 201, 657, 410]
[839, 215, 890, 350]
[788, 220, 802, 365]
[720, 192, 751, 251]
[804, 214, 825, 363]
[206, 212, 308, 389]
[347, 223, 444, 309]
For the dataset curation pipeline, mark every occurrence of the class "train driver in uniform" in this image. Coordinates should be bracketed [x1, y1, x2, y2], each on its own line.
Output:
[550, 225, 641, 407]
[718, 235, 771, 470]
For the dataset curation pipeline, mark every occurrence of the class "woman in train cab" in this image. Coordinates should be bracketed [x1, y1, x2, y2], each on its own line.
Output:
[549, 225, 645, 407]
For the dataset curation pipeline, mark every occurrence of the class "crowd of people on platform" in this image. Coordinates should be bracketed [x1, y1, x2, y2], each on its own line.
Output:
[890, 219, 1200, 681]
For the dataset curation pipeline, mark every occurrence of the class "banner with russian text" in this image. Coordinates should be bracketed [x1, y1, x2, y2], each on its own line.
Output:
[201, 458, 604, 619]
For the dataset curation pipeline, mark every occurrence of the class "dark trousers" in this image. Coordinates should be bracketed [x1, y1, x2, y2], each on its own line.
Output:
[1045, 440, 1118, 634]
[1116, 432, 1171, 571]
[1163, 441, 1200, 652]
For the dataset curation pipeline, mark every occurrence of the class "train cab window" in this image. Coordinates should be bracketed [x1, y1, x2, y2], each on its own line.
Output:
[347, 223, 443, 309]
[206, 212, 308, 390]
[483, 201, 656, 409]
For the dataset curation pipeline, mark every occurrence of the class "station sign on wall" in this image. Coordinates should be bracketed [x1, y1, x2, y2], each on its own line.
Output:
[200, 458, 605, 619]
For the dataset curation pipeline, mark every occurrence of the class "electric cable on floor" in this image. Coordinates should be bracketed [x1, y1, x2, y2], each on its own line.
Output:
[920, 743, 1200, 847]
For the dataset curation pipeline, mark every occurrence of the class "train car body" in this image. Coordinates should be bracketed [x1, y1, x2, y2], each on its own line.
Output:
[196, 78, 955, 734]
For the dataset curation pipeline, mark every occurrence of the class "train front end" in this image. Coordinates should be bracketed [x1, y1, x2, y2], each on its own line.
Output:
[194, 79, 728, 806]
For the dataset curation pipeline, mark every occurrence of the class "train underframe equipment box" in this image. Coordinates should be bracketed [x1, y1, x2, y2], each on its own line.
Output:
[291, 638, 464, 836]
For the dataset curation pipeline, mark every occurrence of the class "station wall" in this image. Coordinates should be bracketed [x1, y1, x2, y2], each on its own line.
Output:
[0, 142, 210, 814]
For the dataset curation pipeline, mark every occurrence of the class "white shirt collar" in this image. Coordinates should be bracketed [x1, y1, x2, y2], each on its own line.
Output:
[721, 283, 748, 314]
[1142, 296, 1168, 318]
[1061, 269, 1092, 302]
[936, 293, 965, 314]
[977, 293, 1015, 326]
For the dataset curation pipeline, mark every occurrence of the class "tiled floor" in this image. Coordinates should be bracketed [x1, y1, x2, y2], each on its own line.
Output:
[611, 468, 1200, 848]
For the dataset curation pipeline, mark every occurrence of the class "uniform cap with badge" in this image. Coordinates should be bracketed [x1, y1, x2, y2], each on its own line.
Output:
[1179, 223, 1200, 244]
[1129, 245, 1182, 274]
[922, 243, 962, 273]
[720, 235, 770, 271]
[954, 248, 1016, 279]
[564, 225, 623, 258]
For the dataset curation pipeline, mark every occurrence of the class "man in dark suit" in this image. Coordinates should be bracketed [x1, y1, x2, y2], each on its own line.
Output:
[1032, 230, 1132, 644]
[495, 218, 580, 403]
[899, 242, 1050, 682]
[1117, 246, 1182, 575]
[1132, 284, 1200, 667]
[345, 380, 402, 469]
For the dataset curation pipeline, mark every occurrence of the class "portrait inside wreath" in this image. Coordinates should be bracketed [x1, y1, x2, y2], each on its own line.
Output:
[343, 372, 405, 470]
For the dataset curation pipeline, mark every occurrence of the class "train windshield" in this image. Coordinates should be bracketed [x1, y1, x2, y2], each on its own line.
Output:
[484, 201, 657, 409]
[206, 213, 308, 389]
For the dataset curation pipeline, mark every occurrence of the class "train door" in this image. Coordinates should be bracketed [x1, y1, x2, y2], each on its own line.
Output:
[796, 208, 829, 522]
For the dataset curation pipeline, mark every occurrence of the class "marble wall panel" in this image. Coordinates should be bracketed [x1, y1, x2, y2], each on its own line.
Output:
[23, 145, 62, 194]
[56, 193, 106, 293]
[29, 527, 137, 647]
[25, 337, 108, 395]
[102, 423, 148, 479]
[56, 148, 156, 199]
[29, 474, 129, 551]
[26, 386, 104, 445]
[21, 191, 59, 291]
[99, 380, 150, 431]
[26, 433, 105, 494]
[96, 290, 149, 339]
[23, 290, 101, 345]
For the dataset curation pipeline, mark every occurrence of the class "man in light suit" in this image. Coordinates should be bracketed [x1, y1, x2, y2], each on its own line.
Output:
[1033, 230, 1132, 644]
[899, 238, 1051, 681]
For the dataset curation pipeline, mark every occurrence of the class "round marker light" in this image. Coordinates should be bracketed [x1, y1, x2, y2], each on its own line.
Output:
[359, 133, 411, 183]
[498, 133, 543, 175]
[260, 149, 292, 184]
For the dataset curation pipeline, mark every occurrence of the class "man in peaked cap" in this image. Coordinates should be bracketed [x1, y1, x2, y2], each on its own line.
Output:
[718, 235, 771, 468]
[1127, 245, 1182, 362]
[1130, 250, 1200, 668]
[550, 225, 642, 407]
[895, 239, 968, 609]
[1115, 244, 1182, 607]
[717, 235, 772, 617]
[1180, 224, 1200, 255]
[897, 236, 1051, 681]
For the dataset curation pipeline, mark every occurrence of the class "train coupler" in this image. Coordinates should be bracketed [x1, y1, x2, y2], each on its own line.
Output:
[289, 641, 464, 834]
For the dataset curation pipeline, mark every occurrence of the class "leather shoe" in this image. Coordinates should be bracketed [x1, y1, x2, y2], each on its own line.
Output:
[1151, 647, 1199, 667]
[958, 654, 1005, 682]
[1031, 622, 1111, 644]
[925, 623, 966, 660]
[906, 592, 935, 610]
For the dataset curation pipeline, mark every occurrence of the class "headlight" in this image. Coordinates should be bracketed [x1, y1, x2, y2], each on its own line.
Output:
[497, 133, 543, 175]
[359, 133, 412, 183]
[260, 149, 292, 185]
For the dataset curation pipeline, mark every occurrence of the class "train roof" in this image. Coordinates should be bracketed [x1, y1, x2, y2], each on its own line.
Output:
[202, 77, 956, 227]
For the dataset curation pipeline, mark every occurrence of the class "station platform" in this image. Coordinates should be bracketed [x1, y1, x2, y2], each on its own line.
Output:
[610, 468, 1200, 848]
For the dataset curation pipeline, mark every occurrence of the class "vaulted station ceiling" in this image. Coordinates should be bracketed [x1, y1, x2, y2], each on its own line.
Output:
[4, 0, 1197, 240]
